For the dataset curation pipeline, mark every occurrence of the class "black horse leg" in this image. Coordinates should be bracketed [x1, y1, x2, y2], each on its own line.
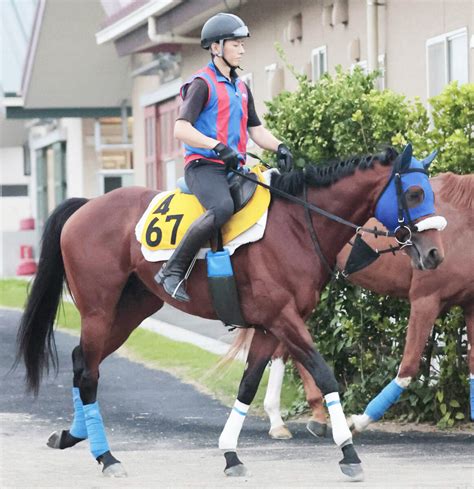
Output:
[47, 345, 88, 449]
[219, 328, 279, 476]
[273, 308, 363, 481]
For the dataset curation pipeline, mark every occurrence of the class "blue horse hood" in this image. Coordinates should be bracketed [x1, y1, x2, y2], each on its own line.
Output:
[375, 156, 436, 232]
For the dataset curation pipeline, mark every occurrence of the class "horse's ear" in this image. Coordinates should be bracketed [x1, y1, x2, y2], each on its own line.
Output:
[399, 143, 413, 170]
[421, 150, 438, 169]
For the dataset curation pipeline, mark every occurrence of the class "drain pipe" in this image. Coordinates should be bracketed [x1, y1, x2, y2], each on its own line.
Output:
[366, 0, 379, 72]
[147, 16, 200, 45]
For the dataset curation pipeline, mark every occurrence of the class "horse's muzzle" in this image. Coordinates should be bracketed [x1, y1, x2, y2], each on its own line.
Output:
[422, 246, 444, 270]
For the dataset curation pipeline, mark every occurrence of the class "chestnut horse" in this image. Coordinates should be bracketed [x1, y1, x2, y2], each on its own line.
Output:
[259, 172, 473, 439]
[15, 145, 445, 481]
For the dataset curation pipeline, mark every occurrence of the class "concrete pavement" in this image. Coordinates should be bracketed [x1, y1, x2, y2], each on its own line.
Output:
[1, 308, 473, 489]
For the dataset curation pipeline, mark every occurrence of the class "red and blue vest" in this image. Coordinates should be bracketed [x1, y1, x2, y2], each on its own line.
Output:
[180, 62, 249, 166]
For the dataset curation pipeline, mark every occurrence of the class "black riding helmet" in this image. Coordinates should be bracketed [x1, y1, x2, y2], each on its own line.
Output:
[201, 13, 250, 49]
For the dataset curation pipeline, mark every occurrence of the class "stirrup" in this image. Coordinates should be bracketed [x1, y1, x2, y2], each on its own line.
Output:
[155, 267, 190, 302]
[171, 278, 186, 299]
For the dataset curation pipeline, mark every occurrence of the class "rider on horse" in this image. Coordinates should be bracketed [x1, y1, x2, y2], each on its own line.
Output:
[156, 12, 294, 302]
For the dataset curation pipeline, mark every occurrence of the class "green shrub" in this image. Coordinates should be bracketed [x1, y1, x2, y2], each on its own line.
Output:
[265, 55, 472, 426]
[428, 81, 473, 175]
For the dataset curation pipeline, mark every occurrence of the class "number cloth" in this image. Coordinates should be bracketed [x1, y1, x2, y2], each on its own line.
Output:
[135, 167, 271, 262]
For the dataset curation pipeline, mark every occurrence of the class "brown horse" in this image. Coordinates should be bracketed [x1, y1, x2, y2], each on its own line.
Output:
[259, 172, 473, 439]
[15, 145, 445, 481]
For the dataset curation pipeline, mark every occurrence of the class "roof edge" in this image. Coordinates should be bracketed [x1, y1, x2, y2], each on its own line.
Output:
[96, 0, 182, 45]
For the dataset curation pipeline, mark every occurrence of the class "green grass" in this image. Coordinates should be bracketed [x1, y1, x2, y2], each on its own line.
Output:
[0, 279, 31, 309]
[1, 279, 301, 414]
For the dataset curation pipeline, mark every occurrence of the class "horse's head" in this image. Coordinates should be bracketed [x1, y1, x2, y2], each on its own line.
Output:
[375, 144, 446, 270]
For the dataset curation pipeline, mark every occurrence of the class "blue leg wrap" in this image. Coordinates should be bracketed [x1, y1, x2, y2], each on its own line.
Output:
[365, 379, 405, 421]
[69, 387, 88, 439]
[83, 401, 110, 459]
[470, 377, 474, 421]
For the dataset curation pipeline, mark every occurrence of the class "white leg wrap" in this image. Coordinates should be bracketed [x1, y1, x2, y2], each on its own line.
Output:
[218, 400, 249, 451]
[264, 358, 285, 429]
[325, 392, 352, 446]
[351, 413, 372, 432]
[395, 375, 412, 388]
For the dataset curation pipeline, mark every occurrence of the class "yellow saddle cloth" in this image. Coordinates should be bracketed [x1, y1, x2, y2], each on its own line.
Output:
[136, 166, 271, 255]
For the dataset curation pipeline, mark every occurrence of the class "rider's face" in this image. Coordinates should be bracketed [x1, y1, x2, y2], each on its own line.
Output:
[216, 39, 245, 67]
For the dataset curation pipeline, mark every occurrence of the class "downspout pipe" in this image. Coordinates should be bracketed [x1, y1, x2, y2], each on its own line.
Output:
[366, 0, 379, 72]
[147, 16, 200, 45]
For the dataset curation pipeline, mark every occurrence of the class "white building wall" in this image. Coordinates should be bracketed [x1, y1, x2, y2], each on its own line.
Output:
[0, 147, 32, 230]
[81, 118, 102, 198]
[179, 0, 472, 116]
[0, 146, 35, 277]
[61, 118, 85, 197]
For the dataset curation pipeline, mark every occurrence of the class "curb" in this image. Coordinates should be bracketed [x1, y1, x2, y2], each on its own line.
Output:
[140, 316, 231, 356]
[61, 293, 239, 358]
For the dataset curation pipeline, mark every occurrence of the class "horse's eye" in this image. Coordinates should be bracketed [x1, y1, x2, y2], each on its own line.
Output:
[405, 186, 424, 208]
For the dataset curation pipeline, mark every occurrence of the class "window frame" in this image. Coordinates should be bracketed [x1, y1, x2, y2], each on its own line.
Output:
[311, 45, 328, 82]
[426, 27, 468, 98]
[350, 54, 386, 90]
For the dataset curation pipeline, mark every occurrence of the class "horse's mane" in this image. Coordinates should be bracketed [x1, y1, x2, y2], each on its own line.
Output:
[270, 147, 398, 196]
[439, 172, 474, 209]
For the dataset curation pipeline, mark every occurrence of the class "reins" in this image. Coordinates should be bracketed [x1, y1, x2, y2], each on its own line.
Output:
[230, 164, 393, 239]
[229, 152, 420, 275]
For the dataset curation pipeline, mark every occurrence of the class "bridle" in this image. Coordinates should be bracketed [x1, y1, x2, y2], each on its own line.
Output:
[374, 155, 431, 247]
[230, 152, 430, 275]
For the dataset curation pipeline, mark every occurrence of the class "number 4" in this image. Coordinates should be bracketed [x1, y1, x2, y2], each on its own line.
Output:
[154, 194, 174, 215]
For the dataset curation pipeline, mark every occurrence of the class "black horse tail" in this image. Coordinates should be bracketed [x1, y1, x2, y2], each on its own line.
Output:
[14, 197, 89, 395]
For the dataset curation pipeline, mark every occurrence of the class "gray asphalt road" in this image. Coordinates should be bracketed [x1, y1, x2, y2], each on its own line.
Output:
[1, 308, 473, 489]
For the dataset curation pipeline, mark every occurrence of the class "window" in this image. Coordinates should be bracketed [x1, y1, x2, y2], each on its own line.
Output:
[144, 97, 182, 190]
[99, 170, 134, 194]
[103, 176, 122, 194]
[351, 54, 386, 90]
[23, 144, 31, 176]
[311, 46, 327, 82]
[426, 28, 468, 98]
[0, 185, 28, 197]
[94, 117, 133, 171]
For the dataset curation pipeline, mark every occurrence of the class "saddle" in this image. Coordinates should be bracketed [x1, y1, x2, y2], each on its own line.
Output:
[176, 170, 258, 213]
[177, 170, 258, 329]
[136, 166, 272, 329]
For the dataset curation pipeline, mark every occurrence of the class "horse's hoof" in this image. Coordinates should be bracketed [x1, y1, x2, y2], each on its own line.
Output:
[223, 451, 249, 477]
[306, 420, 328, 438]
[224, 464, 249, 477]
[103, 462, 127, 478]
[339, 463, 364, 482]
[46, 431, 62, 449]
[269, 424, 293, 439]
[47, 430, 85, 449]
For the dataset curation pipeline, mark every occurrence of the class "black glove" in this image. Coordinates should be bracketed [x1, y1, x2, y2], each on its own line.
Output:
[214, 143, 240, 171]
[277, 143, 294, 172]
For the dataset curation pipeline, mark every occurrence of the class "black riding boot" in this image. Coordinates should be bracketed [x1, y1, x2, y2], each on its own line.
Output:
[155, 210, 215, 302]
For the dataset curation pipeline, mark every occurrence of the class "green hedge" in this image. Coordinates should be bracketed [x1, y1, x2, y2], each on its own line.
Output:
[264, 54, 473, 426]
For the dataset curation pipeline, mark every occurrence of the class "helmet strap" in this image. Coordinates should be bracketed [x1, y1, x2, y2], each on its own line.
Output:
[211, 40, 242, 75]
[217, 40, 234, 69]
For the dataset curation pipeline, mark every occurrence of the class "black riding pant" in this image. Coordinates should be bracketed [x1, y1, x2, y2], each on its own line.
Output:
[185, 159, 235, 229]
